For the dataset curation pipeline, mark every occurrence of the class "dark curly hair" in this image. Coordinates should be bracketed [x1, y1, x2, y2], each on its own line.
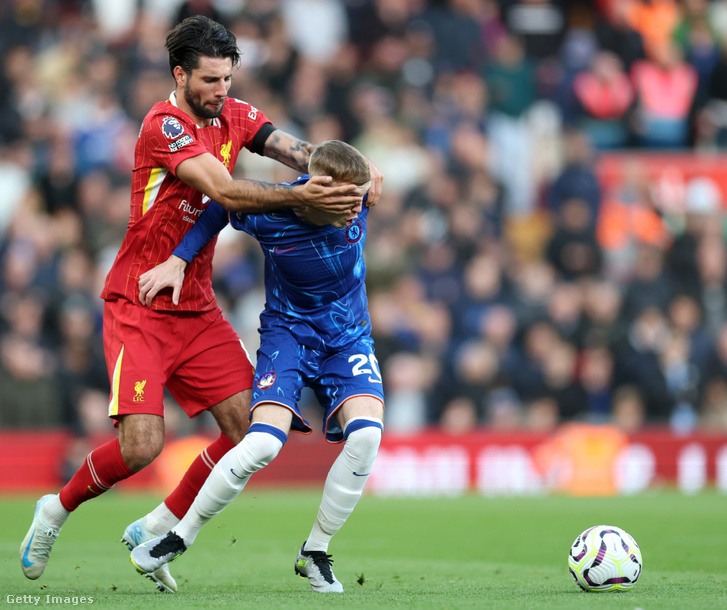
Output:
[165, 15, 240, 76]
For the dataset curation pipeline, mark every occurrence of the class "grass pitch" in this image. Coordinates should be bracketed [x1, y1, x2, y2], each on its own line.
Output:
[1, 489, 725, 608]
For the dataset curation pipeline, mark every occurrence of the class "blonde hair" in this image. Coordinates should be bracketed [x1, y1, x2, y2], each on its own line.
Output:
[309, 140, 370, 186]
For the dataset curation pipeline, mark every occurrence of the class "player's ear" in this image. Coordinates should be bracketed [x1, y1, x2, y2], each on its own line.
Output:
[173, 65, 186, 88]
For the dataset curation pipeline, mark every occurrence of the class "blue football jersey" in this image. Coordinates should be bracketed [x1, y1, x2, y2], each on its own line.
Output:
[173, 176, 371, 351]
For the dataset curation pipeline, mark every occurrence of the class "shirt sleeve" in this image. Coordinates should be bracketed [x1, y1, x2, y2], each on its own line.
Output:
[142, 112, 209, 175]
[173, 200, 229, 263]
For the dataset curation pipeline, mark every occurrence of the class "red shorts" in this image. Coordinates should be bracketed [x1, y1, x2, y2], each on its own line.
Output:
[103, 299, 254, 420]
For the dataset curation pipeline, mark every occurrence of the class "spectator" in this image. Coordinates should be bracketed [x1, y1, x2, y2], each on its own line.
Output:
[382, 352, 433, 433]
[546, 281, 585, 346]
[580, 279, 624, 348]
[545, 197, 603, 279]
[485, 387, 523, 430]
[571, 51, 633, 149]
[445, 339, 504, 423]
[613, 306, 673, 421]
[621, 244, 675, 322]
[667, 293, 712, 370]
[440, 396, 479, 434]
[695, 233, 727, 335]
[662, 330, 700, 433]
[537, 339, 588, 421]
[0, 332, 62, 427]
[499, 0, 568, 60]
[547, 129, 601, 222]
[630, 42, 698, 148]
[674, 2, 720, 113]
[484, 34, 539, 213]
[511, 320, 559, 402]
[665, 176, 722, 298]
[610, 385, 646, 434]
[696, 39, 727, 149]
[595, 0, 646, 70]
[450, 253, 510, 344]
[597, 162, 671, 280]
[580, 345, 616, 422]
[625, 0, 680, 60]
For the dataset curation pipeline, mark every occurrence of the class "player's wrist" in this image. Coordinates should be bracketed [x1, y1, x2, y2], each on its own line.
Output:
[289, 185, 308, 210]
[170, 255, 189, 269]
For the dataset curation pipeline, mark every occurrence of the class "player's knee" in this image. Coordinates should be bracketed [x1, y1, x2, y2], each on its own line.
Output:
[344, 419, 383, 464]
[118, 414, 165, 471]
[238, 423, 286, 471]
[120, 440, 163, 472]
[210, 390, 252, 444]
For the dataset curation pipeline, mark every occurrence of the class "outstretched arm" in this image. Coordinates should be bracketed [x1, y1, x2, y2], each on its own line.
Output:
[176, 151, 361, 215]
[263, 130, 384, 207]
[138, 201, 229, 307]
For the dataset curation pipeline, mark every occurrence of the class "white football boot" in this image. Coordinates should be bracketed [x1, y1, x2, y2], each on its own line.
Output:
[122, 517, 178, 593]
[20, 494, 62, 579]
[294, 542, 344, 593]
[130, 531, 187, 574]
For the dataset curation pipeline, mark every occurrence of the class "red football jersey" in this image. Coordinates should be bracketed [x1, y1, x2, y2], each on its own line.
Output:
[101, 92, 271, 312]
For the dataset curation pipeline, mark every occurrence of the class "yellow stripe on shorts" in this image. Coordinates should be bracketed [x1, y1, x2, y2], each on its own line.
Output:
[108, 345, 125, 417]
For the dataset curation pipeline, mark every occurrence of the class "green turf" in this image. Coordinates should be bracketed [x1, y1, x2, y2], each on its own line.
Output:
[2, 490, 725, 608]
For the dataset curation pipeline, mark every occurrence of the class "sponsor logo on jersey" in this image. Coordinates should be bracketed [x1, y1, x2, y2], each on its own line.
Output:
[248, 105, 258, 121]
[345, 221, 363, 244]
[161, 116, 185, 139]
[133, 380, 146, 402]
[220, 140, 232, 168]
[178, 199, 203, 217]
[168, 134, 193, 151]
[257, 371, 276, 389]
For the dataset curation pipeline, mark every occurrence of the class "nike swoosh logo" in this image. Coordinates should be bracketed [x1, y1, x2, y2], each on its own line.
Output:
[352, 472, 370, 477]
[274, 245, 298, 254]
[230, 468, 246, 480]
[22, 531, 36, 567]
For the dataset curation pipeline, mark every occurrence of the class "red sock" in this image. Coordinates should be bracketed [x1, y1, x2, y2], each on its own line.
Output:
[164, 434, 235, 519]
[59, 439, 134, 511]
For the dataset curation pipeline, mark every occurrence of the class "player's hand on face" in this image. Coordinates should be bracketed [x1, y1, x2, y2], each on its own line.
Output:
[365, 158, 383, 207]
[297, 175, 362, 214]
[138, 256, 188, 307]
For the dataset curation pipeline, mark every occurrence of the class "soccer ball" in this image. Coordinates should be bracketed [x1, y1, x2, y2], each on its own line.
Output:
[568, 525, 642, 592]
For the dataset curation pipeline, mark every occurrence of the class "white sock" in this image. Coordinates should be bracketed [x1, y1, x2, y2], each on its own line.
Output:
[174, 426, 285, 545]
[304, 418, 382, 552]
[144, 502, 180, 535]
[43, 495, 70, 527]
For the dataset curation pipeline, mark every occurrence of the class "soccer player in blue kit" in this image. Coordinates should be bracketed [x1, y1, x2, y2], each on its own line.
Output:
[130, 140, 384, 593]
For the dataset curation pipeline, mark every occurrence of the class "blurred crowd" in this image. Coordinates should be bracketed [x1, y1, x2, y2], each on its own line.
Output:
[2, 0, 727, 440]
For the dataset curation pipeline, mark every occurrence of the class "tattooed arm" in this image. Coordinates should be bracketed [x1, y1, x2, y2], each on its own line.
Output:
[262, 130, 315, 174]
[176, 151, 361, 214]
[264, 130, 385, 207]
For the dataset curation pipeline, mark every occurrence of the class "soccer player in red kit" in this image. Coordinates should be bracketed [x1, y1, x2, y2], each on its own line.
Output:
[20, 15, 383, 591]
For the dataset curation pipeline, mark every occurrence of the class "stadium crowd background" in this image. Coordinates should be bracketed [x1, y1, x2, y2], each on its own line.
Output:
[2, 0, 727, 443]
